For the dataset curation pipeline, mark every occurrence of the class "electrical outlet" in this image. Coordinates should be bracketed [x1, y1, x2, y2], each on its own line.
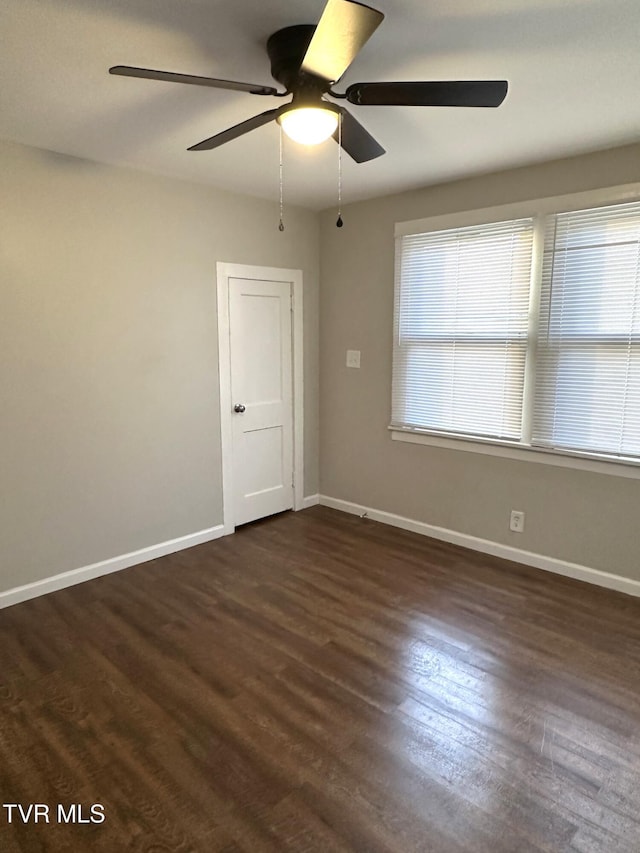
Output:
[346, 349, 361, 368]
[510, 510, 525, 533]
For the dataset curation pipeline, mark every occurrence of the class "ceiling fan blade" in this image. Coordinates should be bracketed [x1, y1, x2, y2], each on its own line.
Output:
[301, 0, 384, 83]
[345, 80, 509, 107]
[334, 106, 385, 163]
[109, 66, 279, 96]
[188, 109, 279, 151]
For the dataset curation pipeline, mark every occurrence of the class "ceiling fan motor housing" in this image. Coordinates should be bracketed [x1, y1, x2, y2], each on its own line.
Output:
[266, 25, 329, 101]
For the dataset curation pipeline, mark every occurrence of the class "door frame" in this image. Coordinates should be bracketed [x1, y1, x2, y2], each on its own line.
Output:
[216, 262, 304, 535]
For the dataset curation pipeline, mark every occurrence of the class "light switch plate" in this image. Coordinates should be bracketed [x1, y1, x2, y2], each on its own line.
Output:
[346, 350, 361, 368]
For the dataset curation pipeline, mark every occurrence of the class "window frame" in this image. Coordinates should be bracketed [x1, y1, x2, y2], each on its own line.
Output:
[391, 182, 640, 480]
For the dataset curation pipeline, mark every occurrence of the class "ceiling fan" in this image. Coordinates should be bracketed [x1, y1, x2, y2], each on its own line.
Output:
[109, 0, 508, 163]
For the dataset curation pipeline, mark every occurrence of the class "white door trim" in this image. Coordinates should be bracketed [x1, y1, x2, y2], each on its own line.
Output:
[216, 262, 304, 535]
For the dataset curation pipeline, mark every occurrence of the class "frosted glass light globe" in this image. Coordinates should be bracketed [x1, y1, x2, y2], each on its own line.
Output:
[279, 107, 339, 145]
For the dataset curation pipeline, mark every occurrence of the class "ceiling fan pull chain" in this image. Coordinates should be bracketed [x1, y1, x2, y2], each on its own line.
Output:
[336, 113, 344, 228]
[278, 124, 285, 232]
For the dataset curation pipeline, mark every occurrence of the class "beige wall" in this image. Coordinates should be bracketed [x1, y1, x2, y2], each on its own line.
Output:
[0, 139, 319, 592]
[319, 143, 640, 581]
[4, 135, 640, 597]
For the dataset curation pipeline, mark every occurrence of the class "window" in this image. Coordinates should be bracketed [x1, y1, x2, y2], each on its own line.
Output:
[392, 196, 640, 467]
[393, 218, 534, 440]
[533, 203, 640, 457]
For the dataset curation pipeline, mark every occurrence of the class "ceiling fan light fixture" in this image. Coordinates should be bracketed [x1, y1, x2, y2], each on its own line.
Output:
[112, 0, 508, 162]
[278, 106, 339, 145]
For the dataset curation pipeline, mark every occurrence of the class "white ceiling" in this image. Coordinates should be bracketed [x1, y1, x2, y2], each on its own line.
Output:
[2, 0, 640, 210]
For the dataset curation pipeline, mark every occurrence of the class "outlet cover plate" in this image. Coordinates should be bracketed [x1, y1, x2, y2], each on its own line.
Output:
[346, 350, 361, 368]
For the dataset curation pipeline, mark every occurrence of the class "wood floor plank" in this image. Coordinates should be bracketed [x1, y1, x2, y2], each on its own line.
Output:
[1, 506, 639, 851]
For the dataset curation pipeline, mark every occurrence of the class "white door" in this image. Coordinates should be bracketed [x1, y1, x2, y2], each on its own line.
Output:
[229, 277, 294, 526]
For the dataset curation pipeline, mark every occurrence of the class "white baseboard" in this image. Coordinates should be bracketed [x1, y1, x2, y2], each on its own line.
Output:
[6, 498, 637, 610]
[319, 495, 640, 599]
[0, 524, 226, 610]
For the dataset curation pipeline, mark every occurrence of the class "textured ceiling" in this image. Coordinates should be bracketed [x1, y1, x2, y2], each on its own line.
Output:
[2, 0, 640, 210]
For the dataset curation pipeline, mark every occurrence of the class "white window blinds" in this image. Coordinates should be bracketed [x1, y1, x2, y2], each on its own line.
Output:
[392, 218, 534, 440]
[533, 201, 640, 458]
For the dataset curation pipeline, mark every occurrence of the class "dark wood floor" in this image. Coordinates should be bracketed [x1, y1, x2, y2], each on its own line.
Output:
[1, 506, 639, 852]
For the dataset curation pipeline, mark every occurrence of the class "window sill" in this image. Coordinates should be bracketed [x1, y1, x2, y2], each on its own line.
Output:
[389, 427, 640, 480]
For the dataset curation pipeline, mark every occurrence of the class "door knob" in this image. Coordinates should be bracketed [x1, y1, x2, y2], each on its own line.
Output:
[234, 403, 246, 413]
